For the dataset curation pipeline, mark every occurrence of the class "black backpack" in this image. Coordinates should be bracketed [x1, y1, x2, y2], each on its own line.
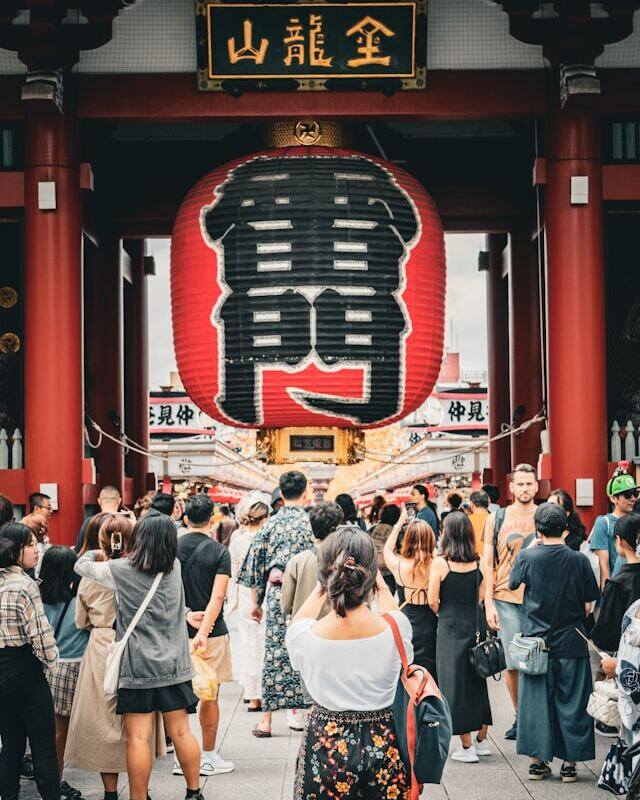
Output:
[384, 613, 452, 799]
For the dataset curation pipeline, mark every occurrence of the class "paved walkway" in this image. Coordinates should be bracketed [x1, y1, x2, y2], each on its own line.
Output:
[23, 617, 611, 800]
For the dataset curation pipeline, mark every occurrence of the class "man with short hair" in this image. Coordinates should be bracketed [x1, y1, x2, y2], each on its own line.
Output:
[74, 485, 121, 551]
[215, 505, 237, 547]
[482, 483, 501, 514]
[592, 513, 640, 654]
[484, 463, 538, 740]
[151, 491, 177, 518]
[411, 484, 439, 538]
[28, 492, 52, 519]
[468, 490, 490, 555]
[176, 493, 234, 777]
[281, 502, 344, 618]
[590, 464, 639, 590]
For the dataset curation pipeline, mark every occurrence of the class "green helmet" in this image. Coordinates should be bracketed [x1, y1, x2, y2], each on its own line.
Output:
[607, 462, 639, 497]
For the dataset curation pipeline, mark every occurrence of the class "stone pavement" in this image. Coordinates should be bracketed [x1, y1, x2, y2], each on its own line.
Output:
[22, 616, 612, 800]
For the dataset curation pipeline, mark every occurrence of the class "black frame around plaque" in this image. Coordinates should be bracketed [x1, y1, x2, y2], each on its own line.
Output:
[195, 0, 427, 93]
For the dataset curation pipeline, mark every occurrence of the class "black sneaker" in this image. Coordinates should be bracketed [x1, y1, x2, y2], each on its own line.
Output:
[504, 717, 518, 740]
[595, 721, 619, 738]
[20, 755, 34, 780]
[60, 781, 82, 799]
[529, 762, 552, 781]
[185, 794, 204, 800]
[560, 763, 577, 783]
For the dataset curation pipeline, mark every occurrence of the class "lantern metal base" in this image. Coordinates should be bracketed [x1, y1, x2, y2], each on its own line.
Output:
[257, 427, 364, 465]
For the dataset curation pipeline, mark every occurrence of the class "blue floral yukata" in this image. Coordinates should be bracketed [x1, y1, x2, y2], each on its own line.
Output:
[237, 505, 314, 711]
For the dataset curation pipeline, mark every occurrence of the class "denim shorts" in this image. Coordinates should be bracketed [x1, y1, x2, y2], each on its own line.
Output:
[494, 599, 523, 670]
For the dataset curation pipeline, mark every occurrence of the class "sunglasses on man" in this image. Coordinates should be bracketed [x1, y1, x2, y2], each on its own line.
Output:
[617, 489, 640, 501]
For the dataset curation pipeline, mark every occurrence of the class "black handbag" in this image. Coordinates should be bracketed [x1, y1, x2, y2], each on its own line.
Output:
[468, 565, 506, 680]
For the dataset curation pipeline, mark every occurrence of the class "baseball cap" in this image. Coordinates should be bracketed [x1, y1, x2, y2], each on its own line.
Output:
[606, 462, 639, 497]
[615, 513, 640, 550]
[534, 502, 567, 537]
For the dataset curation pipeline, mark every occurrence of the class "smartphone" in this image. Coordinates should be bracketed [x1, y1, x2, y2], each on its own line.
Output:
[405, 502, 417, 520]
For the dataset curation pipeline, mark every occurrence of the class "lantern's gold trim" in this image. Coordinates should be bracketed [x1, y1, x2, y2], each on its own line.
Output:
[257, 426, 364, 464]
[265, 120, 352, 147]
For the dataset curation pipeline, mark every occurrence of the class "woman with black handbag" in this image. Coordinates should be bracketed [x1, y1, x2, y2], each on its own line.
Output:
[428, 511, 493, 763]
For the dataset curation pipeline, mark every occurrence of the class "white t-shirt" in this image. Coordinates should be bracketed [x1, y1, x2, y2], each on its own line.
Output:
[285, 610, 413, 711]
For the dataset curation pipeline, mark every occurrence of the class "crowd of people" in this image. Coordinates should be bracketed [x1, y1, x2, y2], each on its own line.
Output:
[2, 461, 640, 799]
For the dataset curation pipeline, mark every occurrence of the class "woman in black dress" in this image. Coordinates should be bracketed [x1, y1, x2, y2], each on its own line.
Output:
[428, 511, 492, 764]
[383, 510, 438, 679]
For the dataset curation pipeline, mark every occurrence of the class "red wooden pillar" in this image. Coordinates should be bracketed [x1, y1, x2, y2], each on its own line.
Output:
[508, 226, 543, 469]
[85, 235, 124, 494]
[24, 103, 83, 545]
[486, 233, 511, 501]
[124, 239, 149, 501]
[545, 102, 607, 529]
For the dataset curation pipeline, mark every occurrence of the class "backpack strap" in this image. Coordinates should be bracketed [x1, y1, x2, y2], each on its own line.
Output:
[492, 507, 507, 569]
[383, 612, 421, 800]
[53, 598, 72, 639]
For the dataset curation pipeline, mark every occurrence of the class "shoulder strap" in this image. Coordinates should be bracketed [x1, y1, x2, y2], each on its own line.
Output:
[546, 552, 576, 645]
[182, 538, 210, 581]
[54, 598, 72, 639]
[382, 612, 409, 672]
[493, 508, 507, 569]
[474, 563, 483, 641]
[118, 571, 163, 649]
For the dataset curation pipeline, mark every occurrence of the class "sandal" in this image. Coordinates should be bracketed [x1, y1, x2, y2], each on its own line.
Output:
[252, 724, 272, 738]
[247, 702, 262, 712]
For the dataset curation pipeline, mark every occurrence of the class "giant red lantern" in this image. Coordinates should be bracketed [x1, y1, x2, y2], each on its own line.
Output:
[171, 147, 446, 429]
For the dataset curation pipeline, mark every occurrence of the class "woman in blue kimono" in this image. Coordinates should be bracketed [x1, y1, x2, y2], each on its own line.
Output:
[237, 471, 314, 738]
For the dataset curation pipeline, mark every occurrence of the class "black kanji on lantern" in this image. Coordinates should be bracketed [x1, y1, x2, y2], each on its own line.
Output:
[202, 154, 419, 425]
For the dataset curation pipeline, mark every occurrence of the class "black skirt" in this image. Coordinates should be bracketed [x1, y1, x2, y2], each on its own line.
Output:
[402, 603, 438, 681]
[116, 680, 199, 715]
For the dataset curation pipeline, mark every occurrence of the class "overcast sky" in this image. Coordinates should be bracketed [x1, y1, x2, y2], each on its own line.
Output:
[146, 233, 488, 390]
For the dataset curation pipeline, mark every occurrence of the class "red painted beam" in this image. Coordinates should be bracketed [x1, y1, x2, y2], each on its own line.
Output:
[75, 70, 548, 121]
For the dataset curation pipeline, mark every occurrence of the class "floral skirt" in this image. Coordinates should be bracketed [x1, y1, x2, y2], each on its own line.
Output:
[294, 706, 410, 800]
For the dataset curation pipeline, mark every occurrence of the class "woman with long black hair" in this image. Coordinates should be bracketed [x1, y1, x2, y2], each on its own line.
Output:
[0, 522, 59, 800]
[75, 510, 202, 800]
[39, 546, 89, 800]
[428, 511, 492, 764]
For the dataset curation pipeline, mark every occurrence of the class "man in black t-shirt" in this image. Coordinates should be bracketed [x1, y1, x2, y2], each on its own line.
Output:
[176, 493, 233, 778]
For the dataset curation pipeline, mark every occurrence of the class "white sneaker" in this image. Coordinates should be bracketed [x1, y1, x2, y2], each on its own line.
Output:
[287, 709, 305, 731]
[207, 751, 235, 775]
[451, 745, 479, 763]
[475, 736, 492, 757]
[172, 759, 183, 776]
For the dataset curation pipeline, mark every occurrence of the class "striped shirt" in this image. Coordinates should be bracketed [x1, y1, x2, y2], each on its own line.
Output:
[0, 566, 58, 671]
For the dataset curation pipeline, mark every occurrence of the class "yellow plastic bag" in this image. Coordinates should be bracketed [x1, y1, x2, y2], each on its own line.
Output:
[191, 652, 219, 702]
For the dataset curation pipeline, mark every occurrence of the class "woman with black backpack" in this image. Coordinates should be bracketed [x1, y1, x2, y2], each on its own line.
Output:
[285, 525, 413, 799]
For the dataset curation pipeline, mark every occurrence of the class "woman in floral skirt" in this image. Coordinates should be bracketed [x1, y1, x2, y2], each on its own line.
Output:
[286, 526, 412, 800]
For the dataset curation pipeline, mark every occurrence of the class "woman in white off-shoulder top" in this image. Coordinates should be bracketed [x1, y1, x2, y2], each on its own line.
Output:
[285, 525, 413, 800]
